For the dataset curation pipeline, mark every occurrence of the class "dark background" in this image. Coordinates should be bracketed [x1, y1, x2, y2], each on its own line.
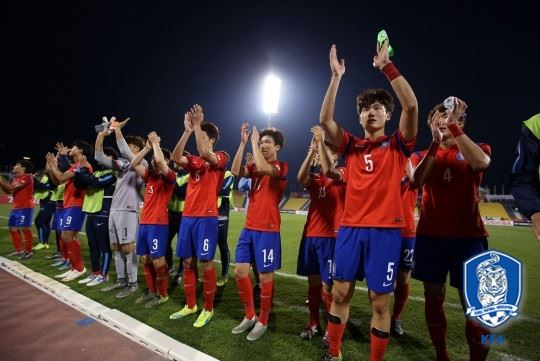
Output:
[5, 1, 540, 193]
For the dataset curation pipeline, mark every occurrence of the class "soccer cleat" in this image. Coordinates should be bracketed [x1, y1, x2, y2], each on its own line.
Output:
[7, 251, 23, 257]
[32, 243, 46, 251]
[87, 275, 107, 287]
[231, 316, 257, 334]
[55, 269, 74, 279]
[45, 252, 61, 260]
[115, 284, 138, 299]
[18, 252, 34, 260]
[322, 352, 343, 361]
[169, 305, 198, 320]
[321, 331, 329, 349]
[391, 319, 404, 337]
[246, 321, 268, 341]
[78, 274, 97, 284]
[135, 292, 157, 305]
[216, 277, 228, 287]
[193, 309, 214, 328]
[58, 261, 71, 271]
[51, 259, 65, 267]
[300, 323, 320, 340]
[145, 295, 169, 309]
[100, 280, 127, 293]
[62, 267, 86, 282]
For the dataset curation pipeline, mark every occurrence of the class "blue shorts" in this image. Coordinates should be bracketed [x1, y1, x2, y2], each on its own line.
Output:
[53, 208, 64, 231]
[399, 236, 416, 271]
[235, 228, 281, 273]
[136, 224, 168, 259]
[333, 227, 402, 294]
[8, 208, 34, 227]
[412, 235, 488, 290]
[61, 207, 85, 231]
[176, 216, 218, 261]
[297, 236, 335, 284]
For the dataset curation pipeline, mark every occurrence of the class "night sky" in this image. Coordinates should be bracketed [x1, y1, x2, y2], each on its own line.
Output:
[6, 1, 540, 193]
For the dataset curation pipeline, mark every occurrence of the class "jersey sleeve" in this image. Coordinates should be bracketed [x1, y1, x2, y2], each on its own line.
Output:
[410, 151, 425, 168]
[165, 169, 176, 183]
[478, 143, 492, 156]
[336, 130, 354, 156]
[274, 161, 288, 179]
[215, 151, 230, 169]
[395, 130, 416, 156]
[143, 168, 150, 182]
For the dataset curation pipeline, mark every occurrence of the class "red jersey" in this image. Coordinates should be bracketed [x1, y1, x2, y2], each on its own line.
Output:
[337, 130, 415, 228]
[245, 161, 288, 232]
[11, 174, 34, 209]
[400, 176, 418, 238]
[412, 143, 491, 238]
[304, 169, 346, 238]
[140, 169, 176, 225]
[182, 152, 229, 217]
[64, 165, 93, 208]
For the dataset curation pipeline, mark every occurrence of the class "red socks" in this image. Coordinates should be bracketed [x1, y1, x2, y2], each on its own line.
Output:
[203, 268, 217, 311]
[236, 276, 256, 319]
[466, 319, 490, 361]
[392, 282, 410, 320]
[143, 263, 157, 293]
[322, 289, 333, 313]
[370, 328, 390, 361]
[258, 280, 274, 325]
[183, 268, 197, 308]
[22, 229, 33, 253]
[155, 264, 169, 297]
[326, 313, 346, 358]
[308, 285, 322, 326]
[425, 296, 450, 361]
[9, 230, 22, 253]
[68, 240, 84, 271]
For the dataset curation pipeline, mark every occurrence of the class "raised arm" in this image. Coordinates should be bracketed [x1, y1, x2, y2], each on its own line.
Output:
[148, 131, 170, 176]
[131, 140, 152, 178]
[171, 112, 193, 167]
[314, 125, 342, 181]
[320, 44, 345, 146]
[94, 126, 114, 169]
[297, 131, 317, 188]
[446, 98, 491, 171]
[250, 126, 277, 177]
[109, 117, 134, 160]
[231, 122, 250, 178]
[410, 116, 442, 187]
[373, 37, 418, 141]
[191, 104, 219, 165]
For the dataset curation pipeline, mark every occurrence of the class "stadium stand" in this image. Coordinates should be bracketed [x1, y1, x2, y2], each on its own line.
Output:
[478, 202, 511, 220]
[281, 196, 309, 212]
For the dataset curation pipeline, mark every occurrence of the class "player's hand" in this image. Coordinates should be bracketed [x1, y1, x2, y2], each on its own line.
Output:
[184, 112, 193, 133]
[55, 142, 69, 155]
[329, 44, 346, 78]
[430, 112, 443, 144]
[190, 104, 204, 126]
[373, 38, 391, 70]
[46, 152, 58, 167]
[311, 125, 325, 144]
[245, 152, 254, 166]
[251, 126, 260, 145]
[446, 97, 468, 125]
[240, 122, 251, 145]
[148, 131, 160, 145]
[531, 212, 540, 243]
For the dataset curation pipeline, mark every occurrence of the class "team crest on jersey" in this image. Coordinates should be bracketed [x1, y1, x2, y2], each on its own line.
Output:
[456, 152, 465, 161]
[380, 141, 390, 148]
[464, 250, 522, 328]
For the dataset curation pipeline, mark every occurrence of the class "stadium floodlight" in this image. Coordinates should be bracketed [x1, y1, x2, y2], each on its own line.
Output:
[262, 74, 281, 127]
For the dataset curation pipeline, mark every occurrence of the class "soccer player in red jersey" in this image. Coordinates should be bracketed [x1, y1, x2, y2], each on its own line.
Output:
[410, 98, 491, 361]
[230, 122, 288, 341]
[131, 131, 176, 308]
[390, 167, 418, 337]
[46, 141, 94, 282]
[169, 105, 229, 327]
[319, 38, 418, 361]
[297, 125, 346, 342]
[1, 159, 35, 259]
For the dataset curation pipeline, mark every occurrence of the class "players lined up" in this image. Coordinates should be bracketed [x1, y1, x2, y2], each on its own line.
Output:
[0, 34, 492, 361]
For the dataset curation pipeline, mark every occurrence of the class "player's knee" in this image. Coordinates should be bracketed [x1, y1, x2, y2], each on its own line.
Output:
[332, 288, 350, 305]
[234, 265, 249, 279]
[152, 256, 166, 268]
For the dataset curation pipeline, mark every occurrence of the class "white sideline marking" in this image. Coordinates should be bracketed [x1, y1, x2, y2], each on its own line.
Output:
[0, 256, 218, 361]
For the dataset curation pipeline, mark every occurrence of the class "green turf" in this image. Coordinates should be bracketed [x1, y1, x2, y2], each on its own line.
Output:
[1, 205, 538, 360]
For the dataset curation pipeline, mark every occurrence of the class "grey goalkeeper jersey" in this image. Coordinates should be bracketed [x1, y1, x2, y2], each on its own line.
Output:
[95, 137, 147, 212]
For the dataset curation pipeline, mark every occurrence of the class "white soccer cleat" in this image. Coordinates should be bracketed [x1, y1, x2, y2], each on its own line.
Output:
[55, 270, 74, 279]
[62, 268, 86, 282]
